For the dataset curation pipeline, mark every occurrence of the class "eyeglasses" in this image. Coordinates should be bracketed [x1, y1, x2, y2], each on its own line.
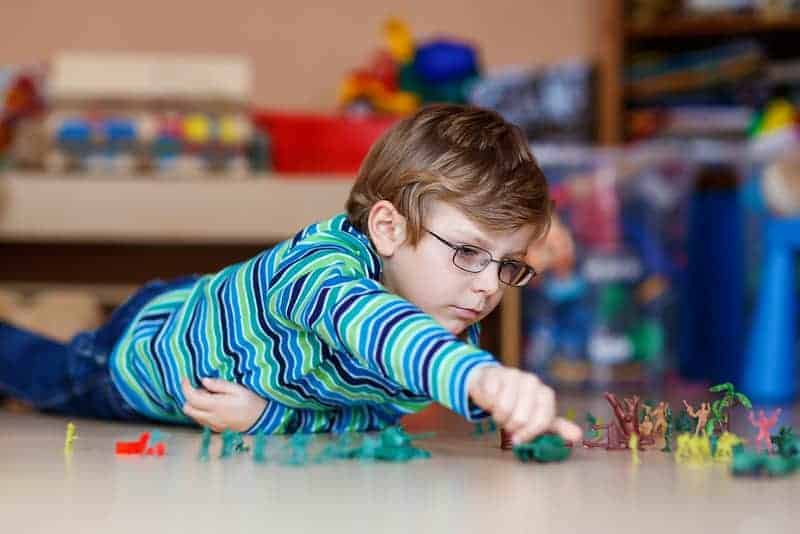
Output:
[424, 228, 537, 287]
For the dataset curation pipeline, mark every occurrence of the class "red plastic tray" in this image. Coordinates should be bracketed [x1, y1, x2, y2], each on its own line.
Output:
[252, 111, 398, 174]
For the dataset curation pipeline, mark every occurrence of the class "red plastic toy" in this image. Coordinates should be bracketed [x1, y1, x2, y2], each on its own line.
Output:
[145, 442, 166, 456]
[115, 432, 151, 455]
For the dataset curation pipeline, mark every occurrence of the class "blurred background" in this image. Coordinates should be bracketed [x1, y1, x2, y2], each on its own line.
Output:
[1, 0, 799, 406]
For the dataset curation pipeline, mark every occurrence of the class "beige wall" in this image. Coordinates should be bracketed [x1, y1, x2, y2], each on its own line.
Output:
[0, 1, 598, 109]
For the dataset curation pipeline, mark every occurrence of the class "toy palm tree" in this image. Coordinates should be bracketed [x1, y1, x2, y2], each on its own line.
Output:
[709, 382, 753, 434]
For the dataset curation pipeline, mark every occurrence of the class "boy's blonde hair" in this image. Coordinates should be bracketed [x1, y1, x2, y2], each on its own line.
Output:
[346, 104, 551, 246]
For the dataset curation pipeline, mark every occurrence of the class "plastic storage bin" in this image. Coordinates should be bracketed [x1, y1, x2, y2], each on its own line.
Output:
[252, 111, 398, 174]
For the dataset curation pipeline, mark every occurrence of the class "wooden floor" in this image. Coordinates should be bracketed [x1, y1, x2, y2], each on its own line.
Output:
[1, 396, 798, 534]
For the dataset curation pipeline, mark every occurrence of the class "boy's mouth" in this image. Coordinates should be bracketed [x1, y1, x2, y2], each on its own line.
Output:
[451, 306, 481, 320]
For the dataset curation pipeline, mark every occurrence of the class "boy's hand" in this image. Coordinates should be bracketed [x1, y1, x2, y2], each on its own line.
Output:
[181, 377, 267, 433]
[467, 366, 582, 446]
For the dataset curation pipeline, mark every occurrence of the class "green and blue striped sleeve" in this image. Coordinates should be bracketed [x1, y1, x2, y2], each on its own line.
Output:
[265, 257, 499, 421]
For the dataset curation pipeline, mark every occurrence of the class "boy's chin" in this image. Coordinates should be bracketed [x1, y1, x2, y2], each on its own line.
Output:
[439, 317, 469, 336]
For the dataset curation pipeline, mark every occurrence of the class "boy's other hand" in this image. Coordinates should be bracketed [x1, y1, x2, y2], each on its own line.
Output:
[467, 366, 582, 446]
[181, 377, 267, 433]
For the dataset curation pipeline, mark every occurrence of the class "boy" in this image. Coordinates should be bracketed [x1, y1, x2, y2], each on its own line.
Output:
[1, 104, 581, 446]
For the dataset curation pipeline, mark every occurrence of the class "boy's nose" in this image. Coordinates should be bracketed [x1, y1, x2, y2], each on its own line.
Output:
[471, 263, 500, 294]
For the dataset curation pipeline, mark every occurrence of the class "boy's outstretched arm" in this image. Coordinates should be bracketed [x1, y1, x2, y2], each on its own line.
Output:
[268, 260, 581, 443]
[467, 366, 582, 445]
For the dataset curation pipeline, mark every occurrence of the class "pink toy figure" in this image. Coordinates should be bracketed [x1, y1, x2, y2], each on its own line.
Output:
[748, 409, 782, 452]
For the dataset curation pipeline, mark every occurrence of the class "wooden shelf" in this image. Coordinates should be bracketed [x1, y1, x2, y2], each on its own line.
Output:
[0, 173, 354, 244]
[626, 12, 800, 39]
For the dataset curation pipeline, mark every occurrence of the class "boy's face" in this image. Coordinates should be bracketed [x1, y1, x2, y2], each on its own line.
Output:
[379, 200, 538, 335]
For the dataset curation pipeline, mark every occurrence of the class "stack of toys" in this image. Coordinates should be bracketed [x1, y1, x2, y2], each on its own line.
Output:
[338, 18, 481, 115]
[339, 18, 594, 143]
[12, 52, 266, 176]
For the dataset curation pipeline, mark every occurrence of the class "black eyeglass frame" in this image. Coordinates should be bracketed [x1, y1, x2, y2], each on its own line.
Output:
[424, 228, 537, 287]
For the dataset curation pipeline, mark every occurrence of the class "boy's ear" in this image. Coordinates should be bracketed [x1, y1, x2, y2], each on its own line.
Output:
[368, 200, 408, 257]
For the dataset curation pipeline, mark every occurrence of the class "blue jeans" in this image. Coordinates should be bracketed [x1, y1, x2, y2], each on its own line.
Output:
[0, 276, 197, 421]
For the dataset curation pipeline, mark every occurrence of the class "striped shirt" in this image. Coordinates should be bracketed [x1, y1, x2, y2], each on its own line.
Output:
[110, 214, 498, 434]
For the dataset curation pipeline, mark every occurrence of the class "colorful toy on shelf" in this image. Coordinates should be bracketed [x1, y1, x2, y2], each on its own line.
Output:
[35, 52, 260, 175]
[338, 18, 482, 115]
[338, 18, 419, 115]
[0, 68, 46, 169]
[749, 98, 799, 158]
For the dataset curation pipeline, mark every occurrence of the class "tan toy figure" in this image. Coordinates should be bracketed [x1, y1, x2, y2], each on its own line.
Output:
[683, 400, 711, 436]
[639, 405, 654, 439]
[650, 402, 669, 436]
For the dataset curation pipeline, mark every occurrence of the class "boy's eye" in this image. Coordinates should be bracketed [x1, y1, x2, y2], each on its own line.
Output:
[454, 246, 490, 271]
[456, 246, 482, 258]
